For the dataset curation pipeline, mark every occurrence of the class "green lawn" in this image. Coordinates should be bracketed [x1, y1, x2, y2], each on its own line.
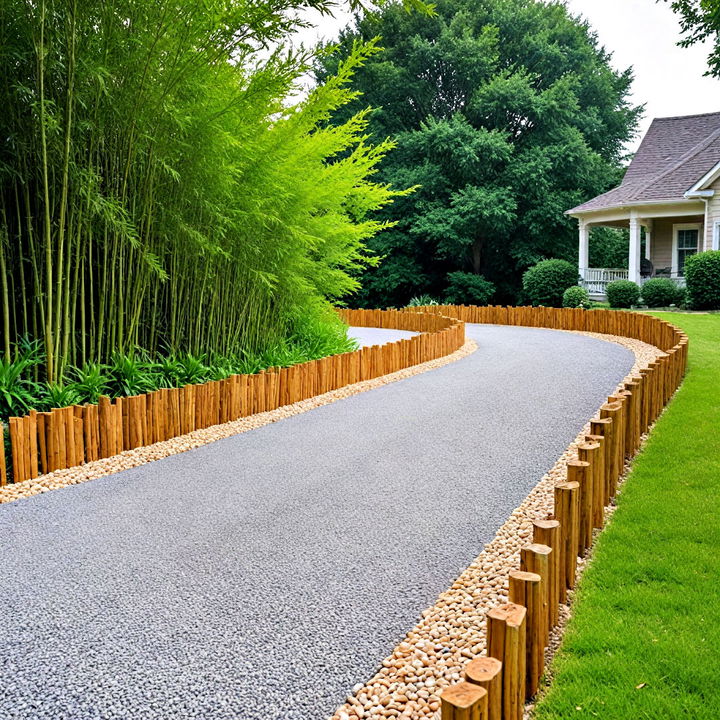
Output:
[534, 313, 720, 720]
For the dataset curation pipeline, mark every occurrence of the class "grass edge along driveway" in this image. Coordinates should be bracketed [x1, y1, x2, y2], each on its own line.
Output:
[533, 313, 720, 720]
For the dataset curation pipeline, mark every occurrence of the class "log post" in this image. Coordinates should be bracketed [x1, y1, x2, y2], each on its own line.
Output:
[508, 570, 543, 699]
[440, 681, 488, 720]
[625, 378, 642, 454]
[0, 422, 6, 485]
[577, 441, 602, 529]
[487, 603, 526, 720]
[464, 657, 502, 720]
[553, 480, 579, 591]
[566, 460, 591, 552]
[600, 401, 623, 496]
[27, 410, 39, 479]
[532, 519, 560, 628]
[519, 544, 551, 647]
[589, 416, 612, 506]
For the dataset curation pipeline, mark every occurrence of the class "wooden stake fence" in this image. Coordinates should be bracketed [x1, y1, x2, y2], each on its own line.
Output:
[2, 308, 465, 485]
[433, 305, 687, 720]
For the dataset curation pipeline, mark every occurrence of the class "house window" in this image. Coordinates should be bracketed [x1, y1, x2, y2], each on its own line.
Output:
[677, 229, 698, 275]
[714, 221, 720, 251]
[672, 224, 700, 277]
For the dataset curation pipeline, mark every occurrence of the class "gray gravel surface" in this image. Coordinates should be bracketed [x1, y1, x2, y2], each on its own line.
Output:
[348, 327, 418, 347]
[0, 324, 633, 720]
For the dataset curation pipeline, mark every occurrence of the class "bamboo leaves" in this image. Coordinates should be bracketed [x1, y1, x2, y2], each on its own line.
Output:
[0, 1, 401, 379]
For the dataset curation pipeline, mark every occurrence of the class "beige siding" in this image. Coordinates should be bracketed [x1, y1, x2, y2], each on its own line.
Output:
[650, 219, 674, 272]
[650, 215, 704, 274]
[704, 178, 720, 250]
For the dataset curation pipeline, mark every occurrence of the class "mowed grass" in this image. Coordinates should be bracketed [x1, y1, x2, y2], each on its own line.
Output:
[534, 313, 720, 720]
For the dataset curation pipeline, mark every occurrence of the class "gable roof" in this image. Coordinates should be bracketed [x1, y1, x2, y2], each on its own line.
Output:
[568, 111, 720, 214]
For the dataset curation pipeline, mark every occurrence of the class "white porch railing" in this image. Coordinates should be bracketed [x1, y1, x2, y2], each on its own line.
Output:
[582, 268, 628, 295]
[581, 268, 687, 296]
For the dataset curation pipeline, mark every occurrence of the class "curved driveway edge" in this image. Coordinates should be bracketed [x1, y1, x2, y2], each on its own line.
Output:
[0, 324, 634, 720]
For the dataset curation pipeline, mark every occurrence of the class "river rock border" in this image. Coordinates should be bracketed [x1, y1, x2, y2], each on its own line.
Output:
[329, 331, 661, 720]
[0, 338, 477, 505]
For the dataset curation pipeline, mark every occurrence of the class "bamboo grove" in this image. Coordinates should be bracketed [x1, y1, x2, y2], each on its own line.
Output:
[0, 0, 403, 383]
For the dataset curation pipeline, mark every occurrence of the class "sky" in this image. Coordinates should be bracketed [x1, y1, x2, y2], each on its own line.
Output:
[294, 0, 720, 153]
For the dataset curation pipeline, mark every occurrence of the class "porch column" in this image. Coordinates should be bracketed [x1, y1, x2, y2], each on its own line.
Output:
[644, 220, 652, 261]
[628, 213, 641, 285]
[578, 221, 590, 281]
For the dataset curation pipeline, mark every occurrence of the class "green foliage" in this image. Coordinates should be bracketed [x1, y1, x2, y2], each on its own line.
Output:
[589, 227, 629, 269]
[605, 279, 640, 309]
[444, 272, 495, 305]
[522, 260, 579, 307]
[562, 285, 591, 309]
[407, 295, 439, 306]
[640, 278, 686, 308]
[317, 0, 640, 306]
[0, 2, 401, 381]
[0, 342, 43, 418]
[107, 354, 161, 397]
[0, 316, 357, 423]
[40, 383, 82, 411]
[68, 363, 109, 404]
[667, 0, 720, 77]
[684, 250, 720, 309]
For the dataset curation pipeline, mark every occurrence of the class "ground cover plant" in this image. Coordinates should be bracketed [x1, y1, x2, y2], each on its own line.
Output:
[0, 0, 405, 383]
[0, 310, 356, 422]
[533, 312, 720, 719]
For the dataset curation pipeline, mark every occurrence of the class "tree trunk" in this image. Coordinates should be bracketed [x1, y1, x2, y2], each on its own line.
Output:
[472, 239, 484, 274]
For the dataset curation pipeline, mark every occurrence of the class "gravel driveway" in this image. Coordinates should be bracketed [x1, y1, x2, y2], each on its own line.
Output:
[0, 324, 633, 720]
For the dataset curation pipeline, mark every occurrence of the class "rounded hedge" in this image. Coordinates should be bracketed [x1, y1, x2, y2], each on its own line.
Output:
[522, 259, 579, 307]
[444, 271, 495, 305]
[562, 285, 590, 308]
[606, 279, 640, 308]
[684, 250, 720, 309]
[641, 277, 685, 308]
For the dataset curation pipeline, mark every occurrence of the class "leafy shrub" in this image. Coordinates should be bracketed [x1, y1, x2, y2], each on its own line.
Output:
[606, 279, 640, 308]
[522, 259, 578, 307]
[107, 353, 160, 397]
[40, 382, 82, 411]
[69, 363, 109, 403]
[407, 295, 439, 307]
[641, 278, 685, 308]
[684, 250, 720, 309]
[444, 272, 495, 305]
[0, 341, 43, 418]
[562, 285, 591, 308]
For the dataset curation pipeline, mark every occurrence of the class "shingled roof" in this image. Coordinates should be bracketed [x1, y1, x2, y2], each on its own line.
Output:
[567, 111, 720, 214]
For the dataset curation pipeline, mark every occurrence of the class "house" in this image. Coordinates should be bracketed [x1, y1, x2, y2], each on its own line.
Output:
[566, 111, 720, 297]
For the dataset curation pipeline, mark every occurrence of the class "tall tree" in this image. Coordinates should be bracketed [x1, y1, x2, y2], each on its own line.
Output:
[316, 0, 641, 305]
[666, 0, 720, 77]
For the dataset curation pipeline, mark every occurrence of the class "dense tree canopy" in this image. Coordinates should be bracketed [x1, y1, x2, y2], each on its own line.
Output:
[316, 0, 641, 305]
[667, 0, 720, 77]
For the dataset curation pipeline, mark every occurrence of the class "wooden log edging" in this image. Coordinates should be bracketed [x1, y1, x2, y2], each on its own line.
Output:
[1, 309, 465, 487]
[397, 307, 687, 720]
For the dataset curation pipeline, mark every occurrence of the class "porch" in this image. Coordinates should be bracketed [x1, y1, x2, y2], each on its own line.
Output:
[582, 268, 686, 297]
[576, 202, 709, 299]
